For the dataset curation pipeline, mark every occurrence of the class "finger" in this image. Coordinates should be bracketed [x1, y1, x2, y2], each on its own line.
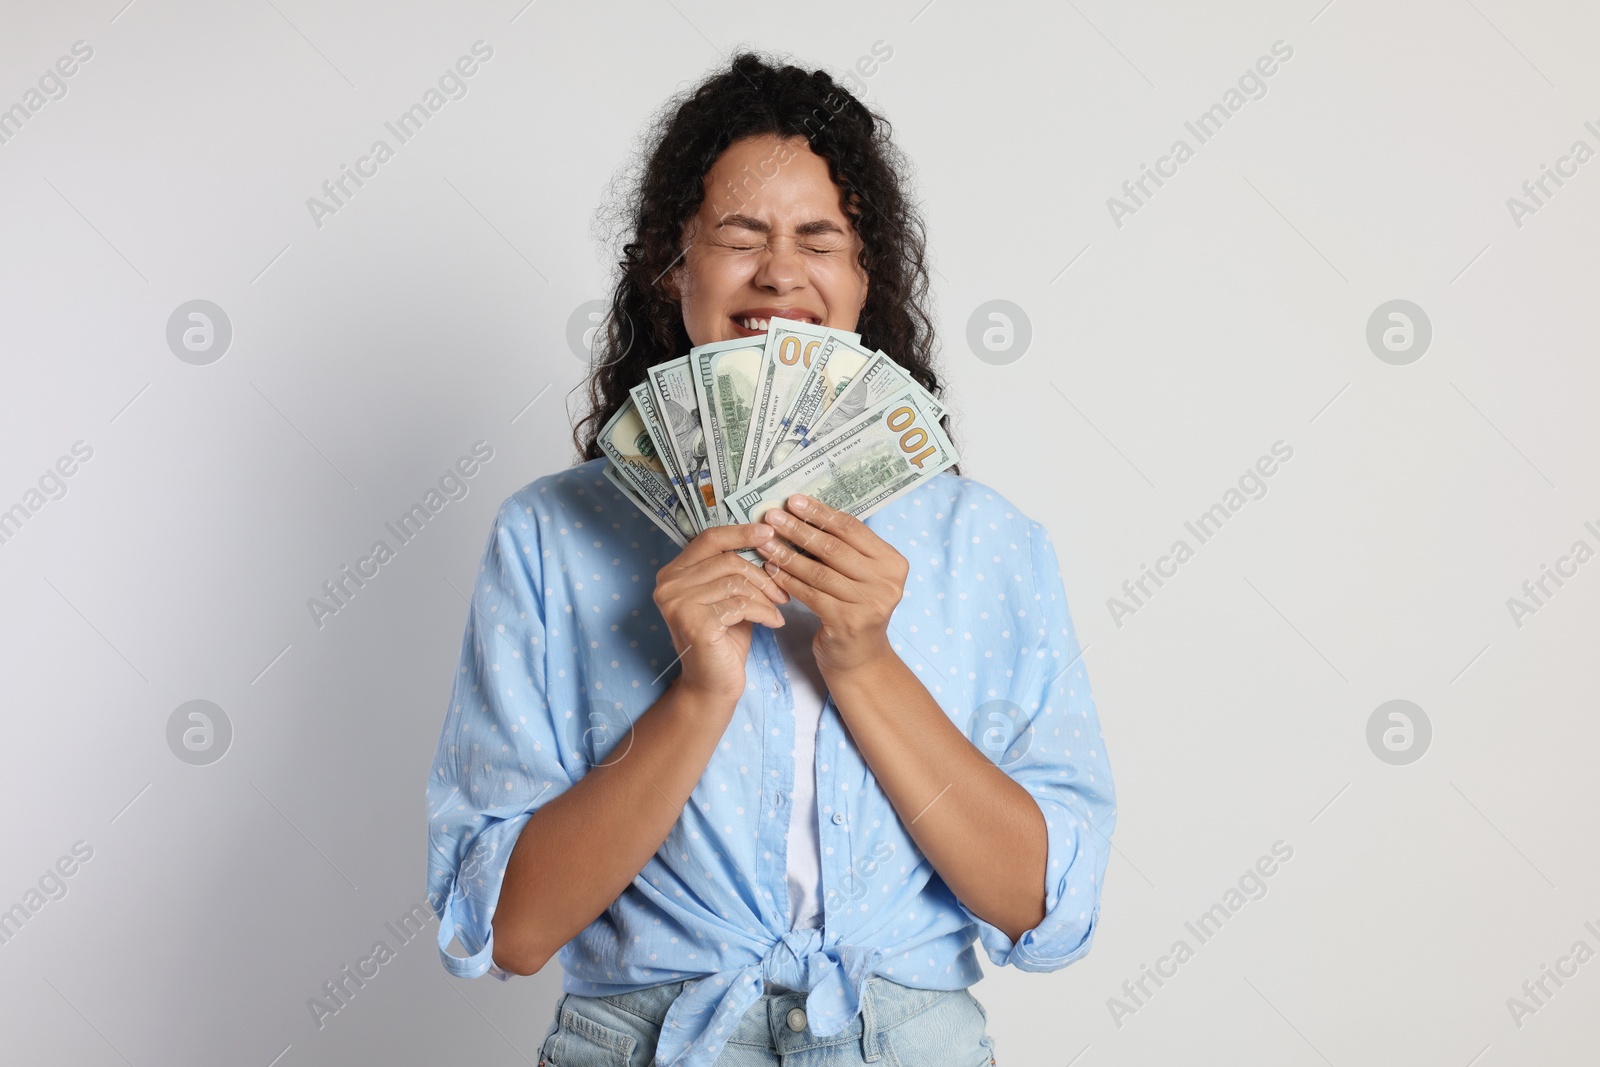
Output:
[667, 522, 777, 571]
[758, 535, 857, 602]
[709, 593, 784, 630]
[674, 552, 790, 605]
[763, 559, 840, 618]
[785, 494, 884, 557]
[764, 507, 873, 580]
[687, 570, 785, 610]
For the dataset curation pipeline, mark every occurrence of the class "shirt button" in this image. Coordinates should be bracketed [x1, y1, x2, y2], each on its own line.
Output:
[786, 1006, 807, 1032]
[831, 812, 846, 825]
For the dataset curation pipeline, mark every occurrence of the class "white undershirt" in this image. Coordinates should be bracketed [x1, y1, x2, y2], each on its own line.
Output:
[771, 598, 827, 932]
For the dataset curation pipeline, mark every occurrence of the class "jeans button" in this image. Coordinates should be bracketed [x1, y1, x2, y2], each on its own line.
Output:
[786, 1006, 807, 1032]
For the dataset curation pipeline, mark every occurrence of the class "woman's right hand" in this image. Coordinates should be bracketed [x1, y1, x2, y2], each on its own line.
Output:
[653, 522, 788, 705]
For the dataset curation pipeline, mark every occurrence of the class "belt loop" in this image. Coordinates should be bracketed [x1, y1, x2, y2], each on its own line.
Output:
[860, 976, 881, 1062]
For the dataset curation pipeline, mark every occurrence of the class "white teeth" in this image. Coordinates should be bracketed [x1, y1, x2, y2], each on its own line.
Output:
[737, 316, 818, 331]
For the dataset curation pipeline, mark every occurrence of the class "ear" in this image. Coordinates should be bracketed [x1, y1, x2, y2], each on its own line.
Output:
[661, 229, 693, 301]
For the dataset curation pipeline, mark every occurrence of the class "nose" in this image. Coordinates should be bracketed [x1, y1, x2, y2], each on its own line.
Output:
[751, 235, 807, 295]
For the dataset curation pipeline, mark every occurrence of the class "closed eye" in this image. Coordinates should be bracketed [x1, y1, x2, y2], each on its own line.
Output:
[714, 237, 844, 254]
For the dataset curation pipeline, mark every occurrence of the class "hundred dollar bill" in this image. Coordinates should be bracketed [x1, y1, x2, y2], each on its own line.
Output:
[739, 318, 859, 489]
[602, 462, 687, 548]
[725, 385, 958, 527]
[597, 398, 696, 542]
[629, 380, 701, 532]
[790, 349, 946, 459]
[690, 337, 764, 524]
[648, 356, 721, 528]
[756, 334, 874, 478]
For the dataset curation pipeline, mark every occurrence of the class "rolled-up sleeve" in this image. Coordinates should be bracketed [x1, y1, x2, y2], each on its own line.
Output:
[426, 494, 571, 980]
[957, 520, 1117, 972]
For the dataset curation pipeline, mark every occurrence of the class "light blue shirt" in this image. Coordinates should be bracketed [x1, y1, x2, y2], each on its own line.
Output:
[425, 456, 1116, 1067]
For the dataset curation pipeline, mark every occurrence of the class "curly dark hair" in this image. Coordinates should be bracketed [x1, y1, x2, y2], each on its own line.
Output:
[572, 50, 953, 469]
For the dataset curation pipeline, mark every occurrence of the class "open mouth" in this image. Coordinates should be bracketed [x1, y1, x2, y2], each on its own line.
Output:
[729, 310, 822, 338]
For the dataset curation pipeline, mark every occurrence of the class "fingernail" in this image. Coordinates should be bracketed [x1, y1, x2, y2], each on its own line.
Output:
[755, 539, 776, 555]
[764, 562, 779, 576]
[753, 523, 774, 538]
[789, 495, 810, 512]
[767, 510, 789, 526]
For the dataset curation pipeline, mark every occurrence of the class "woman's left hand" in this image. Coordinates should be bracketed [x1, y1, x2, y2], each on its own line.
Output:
[755, 494, 909, 676]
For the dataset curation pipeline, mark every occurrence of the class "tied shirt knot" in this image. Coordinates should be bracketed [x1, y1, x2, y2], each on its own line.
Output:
[654, 927, 886, 1067]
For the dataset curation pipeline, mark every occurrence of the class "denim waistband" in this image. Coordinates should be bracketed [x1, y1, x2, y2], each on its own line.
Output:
[584, 973, 965, 1055]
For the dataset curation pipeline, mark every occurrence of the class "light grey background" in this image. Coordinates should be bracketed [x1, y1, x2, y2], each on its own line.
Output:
[2, 0, 1596, 1063]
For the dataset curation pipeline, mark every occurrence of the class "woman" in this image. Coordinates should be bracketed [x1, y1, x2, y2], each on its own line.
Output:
[425, 53, 1116, 1067]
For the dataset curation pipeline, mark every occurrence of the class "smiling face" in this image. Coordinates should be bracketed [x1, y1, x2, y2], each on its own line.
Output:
[672, 134, 870, 347]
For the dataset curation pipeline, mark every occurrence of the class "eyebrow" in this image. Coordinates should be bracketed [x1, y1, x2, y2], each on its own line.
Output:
[715, 213, 846, 237]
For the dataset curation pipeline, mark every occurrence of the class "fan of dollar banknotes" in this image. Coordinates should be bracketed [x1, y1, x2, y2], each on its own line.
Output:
[598, 316, 959, 554]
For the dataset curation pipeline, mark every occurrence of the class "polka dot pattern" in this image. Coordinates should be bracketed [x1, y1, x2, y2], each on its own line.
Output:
[424, 458, 1117, 1067]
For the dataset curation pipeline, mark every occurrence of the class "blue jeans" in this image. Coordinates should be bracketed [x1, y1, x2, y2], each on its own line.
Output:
[536, 975, 997, 1066]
